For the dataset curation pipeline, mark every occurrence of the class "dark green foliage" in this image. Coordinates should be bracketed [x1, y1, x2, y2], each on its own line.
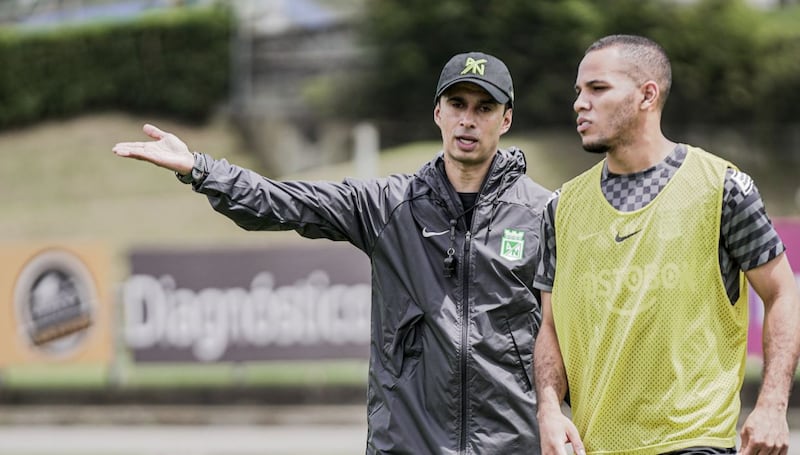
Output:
[662, 0, 763, 125]
[351, 0, 597, 141]
[0, 6, 231, 129]
[752, 35, 800, 125]
[3, 0, 798, 138]
[347, 0, 799, 138]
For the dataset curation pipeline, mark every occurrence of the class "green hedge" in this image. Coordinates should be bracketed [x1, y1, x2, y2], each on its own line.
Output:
[0, 5, 231, 129]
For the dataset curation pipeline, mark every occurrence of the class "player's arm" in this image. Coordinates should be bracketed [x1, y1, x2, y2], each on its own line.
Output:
[533, 291, 585, 455]
[112, 123, 385, 250]
[722, 169, 800, 454]
[112, 124, 194, 174]
[532, 193, 586, 455]
[739, 252, 800, 455]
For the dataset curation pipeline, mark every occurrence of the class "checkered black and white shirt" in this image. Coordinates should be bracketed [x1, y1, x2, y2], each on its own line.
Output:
[534, 144, 785, 305]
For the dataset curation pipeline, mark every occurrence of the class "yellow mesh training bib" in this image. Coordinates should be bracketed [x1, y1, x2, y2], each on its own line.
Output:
[552, 146, 748, 454]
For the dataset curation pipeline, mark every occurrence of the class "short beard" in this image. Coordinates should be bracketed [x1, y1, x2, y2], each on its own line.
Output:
[582, 141, 610, 154]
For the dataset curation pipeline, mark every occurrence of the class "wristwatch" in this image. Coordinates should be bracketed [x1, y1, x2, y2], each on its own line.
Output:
[175, 152, 206, 185]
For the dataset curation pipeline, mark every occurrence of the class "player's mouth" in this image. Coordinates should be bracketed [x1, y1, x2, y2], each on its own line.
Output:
[456, 135, 479, 150]
[576, 117, 591, 134]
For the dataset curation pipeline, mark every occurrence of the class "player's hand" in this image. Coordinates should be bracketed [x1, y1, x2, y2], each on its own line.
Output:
[739, 405, 789, 454]
[112, 123, 194, 174]
[538, 410, 586, 455]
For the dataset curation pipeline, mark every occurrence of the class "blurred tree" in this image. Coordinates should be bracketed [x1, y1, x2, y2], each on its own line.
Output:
[751, 3, 800, 131]
[486, 1, 598, 132]
[749, 34, 800, 168]
[662, 0, 763, 125]
[347, 0, 597, 144]
[336, 0, 798, 158]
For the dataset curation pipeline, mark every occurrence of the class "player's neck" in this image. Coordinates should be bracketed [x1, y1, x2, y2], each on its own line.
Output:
[444, 159, 492, 193]
[606, 136, 675, 175]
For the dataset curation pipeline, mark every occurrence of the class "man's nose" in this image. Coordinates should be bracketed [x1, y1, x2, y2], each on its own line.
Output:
[459, 109, 477, 126]
[574, 93, 589, 113]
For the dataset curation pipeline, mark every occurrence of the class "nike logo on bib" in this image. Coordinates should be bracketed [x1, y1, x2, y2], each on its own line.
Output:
[422, 227, 449, 238]
[614, 229, 642, 243]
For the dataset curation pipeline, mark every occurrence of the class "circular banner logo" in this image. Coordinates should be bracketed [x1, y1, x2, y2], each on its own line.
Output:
[12, 248, 97, 355]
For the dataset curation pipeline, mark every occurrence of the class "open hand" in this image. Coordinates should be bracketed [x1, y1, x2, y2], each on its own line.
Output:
[112, 123, 194, 174]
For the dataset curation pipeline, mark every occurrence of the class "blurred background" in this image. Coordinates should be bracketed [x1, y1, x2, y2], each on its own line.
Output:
[0, 0, 798, 453]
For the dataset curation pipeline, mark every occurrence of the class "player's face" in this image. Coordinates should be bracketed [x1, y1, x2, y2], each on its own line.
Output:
[434, 83, 512, 168]
[573, 47, 643, 154]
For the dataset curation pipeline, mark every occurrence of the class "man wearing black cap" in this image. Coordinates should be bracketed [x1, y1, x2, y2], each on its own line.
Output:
[113, 51, 550, 454]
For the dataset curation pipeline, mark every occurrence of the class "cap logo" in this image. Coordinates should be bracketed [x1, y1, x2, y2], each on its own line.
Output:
[461, 57, 487, 76]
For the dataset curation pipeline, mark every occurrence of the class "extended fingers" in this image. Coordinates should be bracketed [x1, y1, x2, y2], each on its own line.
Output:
[112, 141, 147, 158]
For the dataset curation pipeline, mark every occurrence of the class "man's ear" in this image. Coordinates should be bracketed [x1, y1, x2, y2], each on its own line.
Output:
[433, 100, 442, 127]
[640, 81, 659, 110]
[500, 108, 513, 135]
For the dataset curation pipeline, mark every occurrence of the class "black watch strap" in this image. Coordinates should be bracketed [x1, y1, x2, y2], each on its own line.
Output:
[176, 152, 206, 185]
[175, 169, 194, 184]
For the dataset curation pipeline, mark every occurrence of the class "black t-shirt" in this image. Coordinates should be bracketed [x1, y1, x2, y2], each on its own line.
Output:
[459, 192, 478, 228]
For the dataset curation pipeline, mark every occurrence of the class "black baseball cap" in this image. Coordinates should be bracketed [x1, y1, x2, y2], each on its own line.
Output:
[434, 51, 514, 106]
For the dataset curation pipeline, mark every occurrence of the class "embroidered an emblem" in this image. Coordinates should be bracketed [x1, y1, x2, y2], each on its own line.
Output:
[500, 229, 525, 261]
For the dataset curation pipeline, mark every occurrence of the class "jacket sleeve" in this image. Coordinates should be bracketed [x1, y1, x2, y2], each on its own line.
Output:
[193, 154, 394, 253]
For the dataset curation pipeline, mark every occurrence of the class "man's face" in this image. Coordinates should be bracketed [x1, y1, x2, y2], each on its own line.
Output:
[434, 83, 512, 167]
[573, 47, 643, 154]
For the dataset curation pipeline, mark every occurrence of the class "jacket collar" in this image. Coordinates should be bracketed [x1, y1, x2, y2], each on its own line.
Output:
[415, 147, 527, 201]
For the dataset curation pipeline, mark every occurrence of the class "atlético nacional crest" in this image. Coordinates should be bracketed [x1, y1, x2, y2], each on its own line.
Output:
[500, 228, 525, 261]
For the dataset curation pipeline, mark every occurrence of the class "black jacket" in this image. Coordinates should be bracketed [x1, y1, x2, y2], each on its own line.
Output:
[194, 147, 551, 454]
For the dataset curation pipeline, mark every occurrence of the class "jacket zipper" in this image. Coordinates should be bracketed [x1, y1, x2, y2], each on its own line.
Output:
[459, 229, 472, 454]
[449, 154, 500, 454]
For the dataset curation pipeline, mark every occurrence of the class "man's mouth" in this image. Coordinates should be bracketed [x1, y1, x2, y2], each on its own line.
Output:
[456, 135, 478, 147]
[576, 117, 591, 133]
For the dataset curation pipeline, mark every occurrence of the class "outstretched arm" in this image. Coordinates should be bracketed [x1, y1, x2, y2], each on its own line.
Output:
[534, 291, 586, 455]
[740, 252, 800, 455]
[112, 123, 386, 251]
[112, 123, 194, 175]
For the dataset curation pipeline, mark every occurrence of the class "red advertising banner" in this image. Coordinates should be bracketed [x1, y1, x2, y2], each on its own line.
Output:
[747, 218, 800, 357]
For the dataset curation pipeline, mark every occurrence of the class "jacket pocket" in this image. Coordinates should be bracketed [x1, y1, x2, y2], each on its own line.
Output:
[379, 297, 424, 381]
[504, 311, 534, 392]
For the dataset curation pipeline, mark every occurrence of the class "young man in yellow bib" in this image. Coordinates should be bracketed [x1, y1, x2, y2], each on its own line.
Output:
[533, 34, 800, 455]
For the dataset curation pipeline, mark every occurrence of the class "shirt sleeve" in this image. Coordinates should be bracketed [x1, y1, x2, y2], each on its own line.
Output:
[193, 153, 396, 253]
[720, 168, 785, 272]
[533, 189, 560, 292]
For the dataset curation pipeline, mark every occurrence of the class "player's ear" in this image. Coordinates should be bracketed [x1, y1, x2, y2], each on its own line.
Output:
[500, 107, 512, 135]
[640, 81, 659, 110]
[433, 99, 442, 127]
